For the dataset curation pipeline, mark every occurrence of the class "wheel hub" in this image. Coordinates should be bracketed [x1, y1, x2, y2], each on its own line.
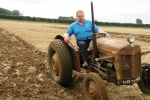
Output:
[52, 53, 59, 75]
[89, 87, 96, 97]
[88, 80, 100, 99]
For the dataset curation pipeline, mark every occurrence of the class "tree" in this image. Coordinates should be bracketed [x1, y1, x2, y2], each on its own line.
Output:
[12, 10, 20, 16]
[58, 16, 76, 20]
[136, 18, 142, 24]
[0, 7, 12, 15]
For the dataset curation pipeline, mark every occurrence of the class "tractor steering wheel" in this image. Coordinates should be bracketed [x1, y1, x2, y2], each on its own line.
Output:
[87, 33, 106, 40]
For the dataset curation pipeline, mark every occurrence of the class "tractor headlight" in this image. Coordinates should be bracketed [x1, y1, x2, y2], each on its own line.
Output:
[127, 34, 136, 43]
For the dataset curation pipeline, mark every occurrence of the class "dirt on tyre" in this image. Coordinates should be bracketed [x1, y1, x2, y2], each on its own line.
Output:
[48, 39, 72, 86]
[137, 63, 150, 94]
[83, 72, 109, 100]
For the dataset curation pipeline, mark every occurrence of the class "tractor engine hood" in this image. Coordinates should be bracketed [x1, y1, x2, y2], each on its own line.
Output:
[89, 38, 141, 55]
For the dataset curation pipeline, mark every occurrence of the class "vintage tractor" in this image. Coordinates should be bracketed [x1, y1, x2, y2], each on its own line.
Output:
[47, 1, 150, 100]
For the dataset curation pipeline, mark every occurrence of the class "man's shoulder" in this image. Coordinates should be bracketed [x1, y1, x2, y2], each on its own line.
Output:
[84, 19, 92, 22]
[67, 21, 78, 30]
[84, 19, 92, 24]
[69, 21, 78, 26]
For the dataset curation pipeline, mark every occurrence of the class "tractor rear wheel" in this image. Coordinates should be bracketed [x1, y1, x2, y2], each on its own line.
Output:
[48, 39, 72, 86]
[137, 63, 150, 94]
[83, 72, 109, 100]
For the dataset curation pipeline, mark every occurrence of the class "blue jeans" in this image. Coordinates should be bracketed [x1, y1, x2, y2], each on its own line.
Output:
[77, 40, 91, 62]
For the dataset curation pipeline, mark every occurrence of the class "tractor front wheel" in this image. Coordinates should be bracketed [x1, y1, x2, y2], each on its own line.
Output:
[83, 72, 109, 100]
[137, 63, 150, 94]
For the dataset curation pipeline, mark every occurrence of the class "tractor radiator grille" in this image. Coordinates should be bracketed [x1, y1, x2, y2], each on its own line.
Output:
[121, 53, 141, 78]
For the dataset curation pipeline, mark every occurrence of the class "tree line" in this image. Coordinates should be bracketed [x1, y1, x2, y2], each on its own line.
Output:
[0, 7, 149, 28]
[0, 7, 22, 16]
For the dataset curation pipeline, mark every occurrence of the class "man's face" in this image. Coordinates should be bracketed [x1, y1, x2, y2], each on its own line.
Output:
[76, 12, 85, 23]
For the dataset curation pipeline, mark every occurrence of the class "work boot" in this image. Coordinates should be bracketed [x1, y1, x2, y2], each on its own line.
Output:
[82, 61, 88, 68]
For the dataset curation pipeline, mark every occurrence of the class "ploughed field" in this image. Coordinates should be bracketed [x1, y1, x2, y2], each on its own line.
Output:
[0, 20, 150, 100]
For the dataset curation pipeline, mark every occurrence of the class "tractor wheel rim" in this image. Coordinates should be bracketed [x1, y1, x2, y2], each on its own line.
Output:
[87, 80, 101, 100]
[52, 53, 59, 76]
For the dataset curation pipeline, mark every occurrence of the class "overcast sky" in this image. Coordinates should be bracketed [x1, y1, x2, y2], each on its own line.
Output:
[0, 0, 150, 24]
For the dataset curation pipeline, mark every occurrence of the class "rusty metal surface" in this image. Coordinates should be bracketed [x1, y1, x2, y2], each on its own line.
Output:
[89, 38, 141, 55]
[112, 52, 141, 85]
[113, 55, 122, 85]
[89, 37, 142, 85]
[121, 53, 142, 85]
[96, 56, 114, 61]
[141, 51, 150, 56]
[68, 42, 80, 72]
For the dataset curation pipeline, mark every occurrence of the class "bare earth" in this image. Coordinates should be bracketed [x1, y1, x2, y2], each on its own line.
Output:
[0, 20, 150, 100]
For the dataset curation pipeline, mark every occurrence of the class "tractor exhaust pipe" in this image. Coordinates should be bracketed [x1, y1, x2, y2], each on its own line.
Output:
[91, 1, 98, 58]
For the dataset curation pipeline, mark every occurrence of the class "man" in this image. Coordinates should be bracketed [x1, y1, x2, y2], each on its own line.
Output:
[64, 10, 111, 67]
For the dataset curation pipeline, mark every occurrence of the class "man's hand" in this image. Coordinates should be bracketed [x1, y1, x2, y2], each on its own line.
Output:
[64, 37, 70, 43]
[64, 33, 70, 43]
[97, 29, 112, 38]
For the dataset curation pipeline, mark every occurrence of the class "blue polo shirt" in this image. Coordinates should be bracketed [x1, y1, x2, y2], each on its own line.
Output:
[66, 19, 99, 41]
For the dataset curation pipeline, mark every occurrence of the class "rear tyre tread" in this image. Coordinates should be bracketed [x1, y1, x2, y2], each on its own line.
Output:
[137, 63, 150, 94]
[48, 39, 72, 86]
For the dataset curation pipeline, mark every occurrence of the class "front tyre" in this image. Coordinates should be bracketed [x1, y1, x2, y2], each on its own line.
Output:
[48, 39, 72, 86]
[83, 72, 109, 100]
[137, 63, 150, 94]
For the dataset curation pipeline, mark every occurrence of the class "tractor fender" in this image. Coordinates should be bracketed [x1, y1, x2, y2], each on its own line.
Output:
[55, 35, 80, 72]
[55, 35, 64, 40]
